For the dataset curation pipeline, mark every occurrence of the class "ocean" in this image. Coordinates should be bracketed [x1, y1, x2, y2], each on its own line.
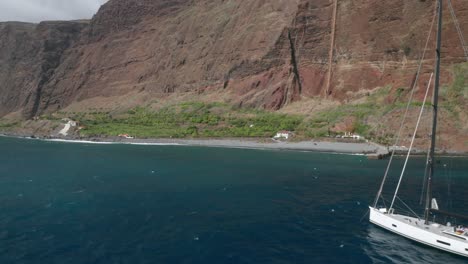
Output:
[0, 136, 467, 263]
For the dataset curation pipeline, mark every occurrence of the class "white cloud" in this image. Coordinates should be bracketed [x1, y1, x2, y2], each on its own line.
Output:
[0, 0, 108, 23]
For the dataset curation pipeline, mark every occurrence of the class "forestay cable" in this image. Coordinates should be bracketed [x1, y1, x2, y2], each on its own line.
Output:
[372, 8, 437, 207]
[389, 73, 434, 211]
[448, 0, 468, 61]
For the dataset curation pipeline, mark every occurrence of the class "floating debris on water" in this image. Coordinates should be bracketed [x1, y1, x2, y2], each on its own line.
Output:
[193, 236, 199, 241]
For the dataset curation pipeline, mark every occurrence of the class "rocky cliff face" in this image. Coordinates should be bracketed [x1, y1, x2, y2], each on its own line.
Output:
[0, 0, 467, 118]
[0, 21, 88, 118]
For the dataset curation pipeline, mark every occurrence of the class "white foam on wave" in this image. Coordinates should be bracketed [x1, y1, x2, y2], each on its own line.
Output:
[127, 142, 181, 146]
[45, 139, 115, 144]
[44, 138, 182, 146]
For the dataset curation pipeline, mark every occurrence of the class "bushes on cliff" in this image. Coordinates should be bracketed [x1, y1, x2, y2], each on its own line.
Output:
[76, 102, 304, 138]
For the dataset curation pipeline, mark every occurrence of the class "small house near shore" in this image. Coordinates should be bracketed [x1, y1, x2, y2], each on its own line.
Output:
[118, 134, 134, 139]
[61, 118, 77, 127]
[340, 132, 363, 140]
[274, 131, 294, 140]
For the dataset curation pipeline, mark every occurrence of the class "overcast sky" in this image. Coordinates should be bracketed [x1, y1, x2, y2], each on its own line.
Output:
[0, 0, 108, 23]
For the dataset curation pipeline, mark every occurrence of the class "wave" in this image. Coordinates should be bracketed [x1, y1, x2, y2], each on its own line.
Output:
[42, 138, 182, 146]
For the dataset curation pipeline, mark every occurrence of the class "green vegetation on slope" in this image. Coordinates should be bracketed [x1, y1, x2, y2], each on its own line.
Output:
[440, 62, 468, 119]
[298, 86, 395, 138]
[71, 102, 303, 138]
[69, 90, 398, 140]
[0, 121, 18, 130]
[52, 80, 448, 141]
[448, 62, 468, 100]
[4, 63, 464, 142]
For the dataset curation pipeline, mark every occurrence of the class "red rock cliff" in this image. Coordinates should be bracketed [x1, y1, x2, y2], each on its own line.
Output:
[0, 0, 467, 118]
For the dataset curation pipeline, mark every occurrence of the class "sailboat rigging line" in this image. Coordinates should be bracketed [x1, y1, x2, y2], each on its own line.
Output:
[419, 145, 431, 205]
[447, 0, 468, 61]
[430, 209, 468, 221]
[359, 209, 370, 223]
[380, 194, 388, 209]
[396, 196, 421, 219]
[389, 73, 434, 212]
[369, 1, 468, 257]
[372, 7, 438, 208]
[446, 160, 453, 210]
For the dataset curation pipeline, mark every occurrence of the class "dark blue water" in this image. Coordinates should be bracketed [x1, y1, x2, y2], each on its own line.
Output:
[0, 137, 467, 263]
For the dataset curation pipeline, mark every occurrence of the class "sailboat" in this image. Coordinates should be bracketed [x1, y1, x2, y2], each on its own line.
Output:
[369, 0, 468, 257]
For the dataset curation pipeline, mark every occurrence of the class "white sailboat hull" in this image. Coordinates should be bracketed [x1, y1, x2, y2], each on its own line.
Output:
[369, 207, 468, 257]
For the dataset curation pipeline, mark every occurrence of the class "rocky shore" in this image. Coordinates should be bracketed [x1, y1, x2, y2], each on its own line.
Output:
[0, 132, 389, 157]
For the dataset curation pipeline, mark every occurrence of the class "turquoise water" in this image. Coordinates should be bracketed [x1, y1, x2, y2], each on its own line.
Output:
[0, 136, 467, 263]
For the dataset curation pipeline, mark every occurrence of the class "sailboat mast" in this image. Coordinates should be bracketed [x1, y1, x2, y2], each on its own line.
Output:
[424, 0, 443, 225]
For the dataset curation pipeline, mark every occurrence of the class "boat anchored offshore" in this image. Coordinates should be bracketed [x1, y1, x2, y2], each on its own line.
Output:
[369, 0, 468, 258]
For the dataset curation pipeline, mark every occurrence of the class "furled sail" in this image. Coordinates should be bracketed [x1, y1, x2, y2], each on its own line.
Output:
[431, 198, 439, 210]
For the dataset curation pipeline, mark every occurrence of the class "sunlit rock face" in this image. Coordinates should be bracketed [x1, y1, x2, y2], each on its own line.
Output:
[0, 0, 466, 118]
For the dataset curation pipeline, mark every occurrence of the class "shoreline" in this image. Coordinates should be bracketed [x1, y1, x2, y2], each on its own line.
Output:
[1, 132, 467, 157]
[0, 132, 387, 156]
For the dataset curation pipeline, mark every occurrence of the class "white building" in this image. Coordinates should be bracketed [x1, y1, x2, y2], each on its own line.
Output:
[274, 131, 293, 140]
[342, 132, 363, 140]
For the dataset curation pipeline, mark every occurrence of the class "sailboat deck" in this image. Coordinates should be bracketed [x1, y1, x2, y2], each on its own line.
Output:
[387, 213, 468, 243]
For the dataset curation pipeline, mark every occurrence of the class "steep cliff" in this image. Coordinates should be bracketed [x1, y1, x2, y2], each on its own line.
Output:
[0, 20, 88, 118]
[0, 0, 466, 120]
